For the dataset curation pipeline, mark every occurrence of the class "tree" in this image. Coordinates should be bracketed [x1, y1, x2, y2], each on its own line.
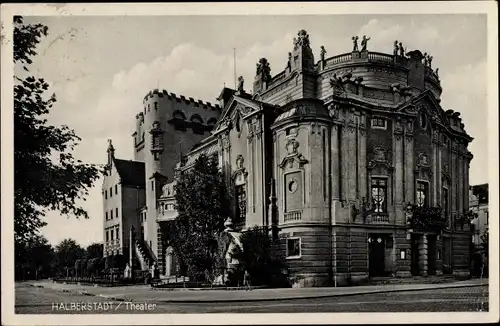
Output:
[13, 16, 102, 245]
[86, 243, 104, 259]
[15, 234, 55, 280]
[229, 226, 289, 287]
[54, 238, 85, 277]
[172, 154, 231, 282]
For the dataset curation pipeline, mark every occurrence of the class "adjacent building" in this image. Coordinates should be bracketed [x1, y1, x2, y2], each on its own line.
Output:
[469, 183, 489, 248]
[102, 30, 474, 286]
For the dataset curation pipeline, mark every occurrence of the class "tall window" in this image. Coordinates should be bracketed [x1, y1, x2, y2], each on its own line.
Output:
[109, 187, 113, 198]
[442, 188, 449, 218]
[110, 209, 113, 219]
[485, 211, 489, 225]
[105, 190, 107, 199]
[286, 238, 301, 258]
[111, 230, 114, 241]
[105, 212, 108, 220]
[235, 185, 247, 227]
[371, 178, 388, 213]
[115, 207, 119, 218]
[106, 230, 109, 242]
[417, 181, 429, 207]
[116, 228, 120, 240]
[115, 184, 118, 195]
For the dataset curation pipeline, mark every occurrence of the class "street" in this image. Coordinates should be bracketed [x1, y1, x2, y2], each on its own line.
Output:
[15, 282, 489, 314]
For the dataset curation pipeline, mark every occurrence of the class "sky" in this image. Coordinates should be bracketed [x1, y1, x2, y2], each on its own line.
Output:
[19, 14, 488, 248]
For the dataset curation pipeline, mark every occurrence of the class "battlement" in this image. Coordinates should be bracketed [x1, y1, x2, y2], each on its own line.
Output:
[142, 88, 220, 111]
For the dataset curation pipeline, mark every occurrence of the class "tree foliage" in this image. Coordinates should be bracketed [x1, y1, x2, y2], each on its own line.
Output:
[55, 238, 85, 276]
[229, 226, 289, 287]
[13, 16, 102, 245]
[85, 243, 104, 259]
[15, 234, 55, 280]
[172, 154, 231, 282]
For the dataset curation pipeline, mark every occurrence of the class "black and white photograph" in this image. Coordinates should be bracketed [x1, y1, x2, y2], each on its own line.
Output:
[1, 2, 498, 325]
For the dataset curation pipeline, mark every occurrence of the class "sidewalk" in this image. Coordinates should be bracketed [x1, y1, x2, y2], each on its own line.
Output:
[28, 278, 488, 304]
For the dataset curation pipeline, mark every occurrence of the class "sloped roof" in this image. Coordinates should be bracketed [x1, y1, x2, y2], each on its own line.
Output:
[113, 159, 145, 188]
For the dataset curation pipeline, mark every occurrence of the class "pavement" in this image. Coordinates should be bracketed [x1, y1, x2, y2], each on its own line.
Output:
[27, 278, 489, 304]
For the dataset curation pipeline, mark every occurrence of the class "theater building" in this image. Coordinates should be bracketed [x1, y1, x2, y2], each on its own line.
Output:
[103, 29, 474, 286]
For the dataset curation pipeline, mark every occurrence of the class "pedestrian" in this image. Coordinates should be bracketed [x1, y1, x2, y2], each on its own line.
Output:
[243, 270, 251, 291]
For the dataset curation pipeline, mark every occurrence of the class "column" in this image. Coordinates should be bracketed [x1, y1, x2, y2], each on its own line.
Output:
[418, 234, 428, 276]
[359, 114, 367, 200]
[404, 126, 414, 206]
[393, 125, 404, 223]
[331, 124, 340, 200]
[341, 124, 349, 202]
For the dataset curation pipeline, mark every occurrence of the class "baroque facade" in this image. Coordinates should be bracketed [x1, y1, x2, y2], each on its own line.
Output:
[102, 30, 474, 287]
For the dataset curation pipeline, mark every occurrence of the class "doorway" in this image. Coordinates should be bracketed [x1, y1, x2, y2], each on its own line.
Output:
[369, 234, 387, 277]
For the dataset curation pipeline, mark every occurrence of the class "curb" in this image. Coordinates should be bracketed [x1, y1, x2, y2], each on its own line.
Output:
[31, 282, 486, 304]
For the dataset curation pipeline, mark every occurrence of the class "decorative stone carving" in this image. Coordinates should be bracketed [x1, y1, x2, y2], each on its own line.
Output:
[361, 35, 370, 51]
[285, 138, 299, 155]
[373, 146, 386, 161]
[352, 36, 359, 51]
[287, 52, 292, 71]
[235, 154, 244, 170]
[417, 153, 430, 166]
[293, 29, 311, 49]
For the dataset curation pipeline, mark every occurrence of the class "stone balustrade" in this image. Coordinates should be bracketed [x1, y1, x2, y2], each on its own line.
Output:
[284, 211, 302, 222]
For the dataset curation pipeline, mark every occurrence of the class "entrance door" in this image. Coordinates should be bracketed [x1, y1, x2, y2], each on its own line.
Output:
[411, 234, 420, 276]
[427, 235, 437, 275]
[369, 234, 386, 277]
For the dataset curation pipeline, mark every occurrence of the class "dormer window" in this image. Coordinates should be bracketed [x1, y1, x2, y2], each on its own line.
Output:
[371, 117, 387, 129]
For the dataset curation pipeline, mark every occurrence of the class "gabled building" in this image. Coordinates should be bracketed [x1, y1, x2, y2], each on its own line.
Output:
[102, 29, 475, 286]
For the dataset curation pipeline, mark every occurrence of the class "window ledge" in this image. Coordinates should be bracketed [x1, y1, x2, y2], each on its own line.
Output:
[286, 255, 301, 260]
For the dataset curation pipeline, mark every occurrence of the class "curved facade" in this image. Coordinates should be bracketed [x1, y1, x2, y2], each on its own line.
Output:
[102, 29, 474, 287]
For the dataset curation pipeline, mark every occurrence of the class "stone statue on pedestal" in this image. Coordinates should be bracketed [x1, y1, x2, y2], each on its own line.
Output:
[352, 36, 359, 51]
[320, 46, 327, 61]
[393, 40, 399, 56]
[398, 42, 405, 57]
[237, 76, 244, 93]
[361, 35, 370, 51]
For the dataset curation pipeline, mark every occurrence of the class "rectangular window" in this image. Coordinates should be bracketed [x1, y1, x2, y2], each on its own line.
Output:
[105, 190, 107, 199]
[417, 181, 429, 207]
[371, 117, 387, 129]
[111, 230, 114, 241]
[235, 185, 247, 228]
[286, 238, 301, 258]
[106, 230, 109, 242]
[485, 211, 489, 225]
[371, 178, 388, 213]
[148, 104, 150, 112]
[115, 207, 119, 218]
[105, 212, 108, 220]
[154, 102, 158, 110]
[110, 209, 113, 219]
[116, 228, 120, 240]
[115, 184, 118, 195]
[442, 188, 449, 218]
[151, 180, 154, 191]
[110, 187, 113, 198]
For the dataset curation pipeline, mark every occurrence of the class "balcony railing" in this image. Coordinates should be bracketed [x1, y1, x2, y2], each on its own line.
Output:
[367, 52, 394, 64]
[366, 214, 390, 224]
[284, 211, 302, 222]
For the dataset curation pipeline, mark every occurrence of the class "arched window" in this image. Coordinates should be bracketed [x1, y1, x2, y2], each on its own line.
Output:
[190, 114, 204, 135]
[207, 117, 217, 126]
[170, 110, 187, 131]
[190, 114, 204, 124]
[172, 110, 187, 120]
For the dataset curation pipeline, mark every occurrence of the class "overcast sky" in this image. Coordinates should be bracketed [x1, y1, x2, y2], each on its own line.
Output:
[20, 14, 488, 247]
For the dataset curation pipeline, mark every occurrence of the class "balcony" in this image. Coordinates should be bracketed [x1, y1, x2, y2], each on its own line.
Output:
[284, 211, 302, 222]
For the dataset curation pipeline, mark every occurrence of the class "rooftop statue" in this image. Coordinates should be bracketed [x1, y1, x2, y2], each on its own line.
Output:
[293, 29, 311, 49]
[256, 58, 271, 82]
[352, 36, 359, 51]
[320, 46, 327, 61]
[424, 52, 428, 66]
[398, 42, 405, 57]
[393, 40, 399, 56]
[361, 35, 371, 51]
[428, 55, 433, 68]
[237, 76, 244, 93]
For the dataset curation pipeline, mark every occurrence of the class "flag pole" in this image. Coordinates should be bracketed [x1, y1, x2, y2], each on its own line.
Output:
[233, 48, 237, 89]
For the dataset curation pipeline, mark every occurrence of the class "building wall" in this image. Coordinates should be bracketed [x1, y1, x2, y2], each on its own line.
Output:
[102, 163, 122, 257]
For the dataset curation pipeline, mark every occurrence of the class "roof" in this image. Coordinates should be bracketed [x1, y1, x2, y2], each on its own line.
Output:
[113, 159, 146, 188]
[274, 98, 329, 124]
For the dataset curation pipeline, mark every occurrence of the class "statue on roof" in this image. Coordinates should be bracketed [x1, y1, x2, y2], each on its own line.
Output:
[423, 52, 428, 66]
[320, 46, 327, 61]
[361, 35, 371, 51]
[293, 29, 311, 49]
[352, 36, 359, 51]
[428, 55, 433, 68]
[398, 42, 405, 57]
[256, 58, 271, 82]
[286, 52, 292, 71]
[237, 76, 244, 93]
[393, 40, 399, 56]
